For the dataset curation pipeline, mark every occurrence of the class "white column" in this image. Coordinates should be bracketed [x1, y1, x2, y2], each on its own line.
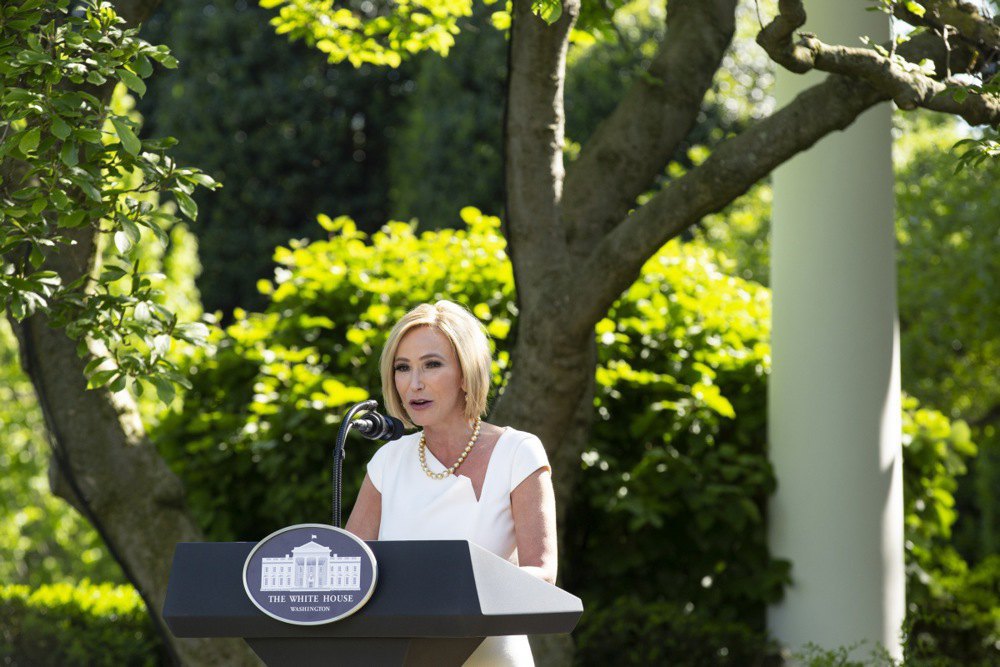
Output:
[768, 1, 904, 660]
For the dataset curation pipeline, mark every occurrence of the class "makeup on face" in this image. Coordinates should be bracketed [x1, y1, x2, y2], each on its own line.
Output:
[393, 327, 465, 428]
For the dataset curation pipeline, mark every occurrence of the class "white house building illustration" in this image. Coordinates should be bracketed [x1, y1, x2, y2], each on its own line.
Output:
[260, 536, 362, 592]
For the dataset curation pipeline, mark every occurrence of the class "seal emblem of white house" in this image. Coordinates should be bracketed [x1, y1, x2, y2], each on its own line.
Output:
[243, 523, 377, 625]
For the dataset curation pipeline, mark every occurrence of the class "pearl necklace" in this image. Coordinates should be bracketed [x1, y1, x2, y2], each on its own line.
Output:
[418, 418, 482, 480]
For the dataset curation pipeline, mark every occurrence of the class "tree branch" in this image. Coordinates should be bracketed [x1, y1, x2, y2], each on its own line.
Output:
[504, 0, 581, 306]
[570, 29, 976, 328]
[894, 0, 1000, 54]
[758, 0, 1000, 125]
[571, 71, 886, 328]
[562, 0, 738, 256]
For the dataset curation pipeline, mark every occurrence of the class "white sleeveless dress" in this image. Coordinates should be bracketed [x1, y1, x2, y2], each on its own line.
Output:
[366, 427, 550, 666]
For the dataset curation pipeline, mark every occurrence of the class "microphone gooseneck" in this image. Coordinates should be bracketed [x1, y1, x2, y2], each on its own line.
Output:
[332, 400, 404, 527]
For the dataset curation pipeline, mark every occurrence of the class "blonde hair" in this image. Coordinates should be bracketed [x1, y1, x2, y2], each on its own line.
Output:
[380, 300, 492, 428]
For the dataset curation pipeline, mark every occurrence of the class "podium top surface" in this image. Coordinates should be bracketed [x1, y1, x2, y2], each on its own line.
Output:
[163, 540, 582, 639]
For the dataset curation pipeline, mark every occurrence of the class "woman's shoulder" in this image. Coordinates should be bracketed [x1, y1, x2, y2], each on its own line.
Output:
[493, 426, 550, 490]
[494, 426, 548, 465]
[497, 425, 543, 448]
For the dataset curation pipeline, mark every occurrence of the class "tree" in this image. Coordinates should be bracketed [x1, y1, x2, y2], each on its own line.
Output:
[1, 2, 254, 663]
[4, 0, 999, 664]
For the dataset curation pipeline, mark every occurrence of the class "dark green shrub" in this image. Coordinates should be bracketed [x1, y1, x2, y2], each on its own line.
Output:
[0, 583, 162, 667]
[565, 240, 786, 630]
[139, 0, 413, 314]
[574, 596, 779, 666]
[904, 553, 1000, 666]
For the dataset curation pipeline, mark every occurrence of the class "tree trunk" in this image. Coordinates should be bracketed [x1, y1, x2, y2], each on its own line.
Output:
[11, 315, 259, 666]
[9, 215, 260, 667]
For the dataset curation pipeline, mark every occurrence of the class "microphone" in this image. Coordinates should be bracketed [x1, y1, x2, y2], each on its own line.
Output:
[332, 400, 405, 527]
[352, 409, 405, 441]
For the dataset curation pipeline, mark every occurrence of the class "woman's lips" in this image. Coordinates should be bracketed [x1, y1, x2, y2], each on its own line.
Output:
[409, 399, 433, 411]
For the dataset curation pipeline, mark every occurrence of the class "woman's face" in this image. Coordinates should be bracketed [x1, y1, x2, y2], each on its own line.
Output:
[393, 326, 465, 429]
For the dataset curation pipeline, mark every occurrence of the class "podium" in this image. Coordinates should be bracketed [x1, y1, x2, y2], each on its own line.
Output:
[163, 540, 583, 666]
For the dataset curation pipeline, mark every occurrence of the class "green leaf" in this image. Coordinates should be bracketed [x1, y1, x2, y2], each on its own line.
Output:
[114, 230, 133, 254]
[50, 117, 71, 140]
[530, 0, 562, 24]
[87, 369, 117, 389]
[187, 172, 218, 188]
[116, 68, 147, 96]
[150, 376, 176, 404]
[174, 191, 198, 221]
[905, 1, 926, 17]
[110, 117, 141, 155]
[60, 141, 79, 166]
[59, 210, 87, 228]
[18, 127, 41, 154]
[74, 128, 103, 144]
[100, 264, 128, 282]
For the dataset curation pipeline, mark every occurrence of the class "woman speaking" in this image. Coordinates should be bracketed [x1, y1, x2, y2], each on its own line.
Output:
[346, 300, 557, 666]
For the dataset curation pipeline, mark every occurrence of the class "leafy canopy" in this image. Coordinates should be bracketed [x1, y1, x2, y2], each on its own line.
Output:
[0, 0, 216, 395]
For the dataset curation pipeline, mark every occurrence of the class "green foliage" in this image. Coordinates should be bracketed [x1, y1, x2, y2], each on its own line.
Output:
[900, 398, 1000, 665]
[0, 86, 201, 584]
[567, 239, 785, 626]
[791, 641, 898, 667]
[386, 3, 506, 228]
[0, 582, 162, 666]
[894, 111, 1000, 562]
[693, 183, 771, 285]
[902, 397, 976, 556]
[904, 553, 1000, 666]
[260, 0, 474, 67]
[574, 596, 778, 666]
[139, 0, 412, 314]
[0, 0, 215, 390]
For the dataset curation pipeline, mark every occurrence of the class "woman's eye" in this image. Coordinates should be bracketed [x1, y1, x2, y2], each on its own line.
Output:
[394, 364, 409, 372]
[426, 360, 442, 368]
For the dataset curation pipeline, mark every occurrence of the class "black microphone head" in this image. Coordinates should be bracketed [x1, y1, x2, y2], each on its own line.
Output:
[353, 411, 405, 441]
[385, 414, 405, 441]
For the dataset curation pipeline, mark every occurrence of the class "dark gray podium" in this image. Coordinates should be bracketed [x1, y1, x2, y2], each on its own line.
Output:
[163, 540, 583, 666]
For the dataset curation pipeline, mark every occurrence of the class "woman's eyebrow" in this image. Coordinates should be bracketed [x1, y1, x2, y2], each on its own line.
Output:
[394, 352, 445, 362]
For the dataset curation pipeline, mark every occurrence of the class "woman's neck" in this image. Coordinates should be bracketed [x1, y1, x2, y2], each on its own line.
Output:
[422, 417, 476, 460]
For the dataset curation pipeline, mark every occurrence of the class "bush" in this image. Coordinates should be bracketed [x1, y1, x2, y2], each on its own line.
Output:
[574, 596, 779, 666]
[0, 582, 162, 667]
[904, 553, 1000, 666]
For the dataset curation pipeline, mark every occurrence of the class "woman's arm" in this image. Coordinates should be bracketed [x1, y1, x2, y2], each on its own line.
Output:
[511, 468, 558, 584]
[345, 474, 382, 540]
